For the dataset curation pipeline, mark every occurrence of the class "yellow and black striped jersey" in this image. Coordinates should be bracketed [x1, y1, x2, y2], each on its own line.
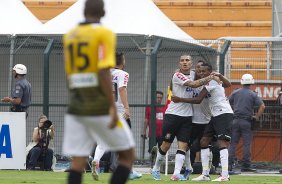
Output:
[63, 23, 116, 115]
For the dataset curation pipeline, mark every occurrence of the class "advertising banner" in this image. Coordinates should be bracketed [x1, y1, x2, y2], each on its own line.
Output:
[0, 112, 26, 169]
[225, 83, 281, 100]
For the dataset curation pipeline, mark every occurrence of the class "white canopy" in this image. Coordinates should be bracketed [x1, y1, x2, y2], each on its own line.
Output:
[41, 0, 194, 41]
[0, 0, 42, 35]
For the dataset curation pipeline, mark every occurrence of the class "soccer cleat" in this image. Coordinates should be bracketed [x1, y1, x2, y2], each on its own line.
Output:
[211, 175, 230, 182]
[170, 174, 187, 181]
[129, 170, 142, 180]
[183, 169, 193, 180]
[192, 174, 211, 181]
[91, 161, 99, 181]
[151, 170, 161, 180]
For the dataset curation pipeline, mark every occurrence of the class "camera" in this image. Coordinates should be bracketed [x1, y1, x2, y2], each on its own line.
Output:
[38, 120, 53, 151]
[40, 120, 53, 130]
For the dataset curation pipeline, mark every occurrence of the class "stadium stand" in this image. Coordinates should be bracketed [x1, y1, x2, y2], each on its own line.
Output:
[154, 0, 272, 39]
[22, 0, 76, 23]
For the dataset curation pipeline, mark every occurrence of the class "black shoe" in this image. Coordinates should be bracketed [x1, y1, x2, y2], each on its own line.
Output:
[241, 168, 256, 172]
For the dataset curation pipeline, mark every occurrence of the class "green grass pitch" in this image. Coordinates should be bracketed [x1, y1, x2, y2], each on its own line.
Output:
[0, 170, 281, 184]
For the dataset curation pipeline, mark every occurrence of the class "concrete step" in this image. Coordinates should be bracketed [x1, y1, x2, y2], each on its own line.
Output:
[154, 0, 272, 21]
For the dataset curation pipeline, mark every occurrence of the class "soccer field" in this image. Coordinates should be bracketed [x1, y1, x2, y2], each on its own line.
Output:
[0, 171, 281, 184]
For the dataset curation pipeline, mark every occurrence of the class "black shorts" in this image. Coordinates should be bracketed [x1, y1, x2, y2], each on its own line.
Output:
[190, 123, 207, 144]
[203, 113, 233, 141]
[162, 114, 192, 144]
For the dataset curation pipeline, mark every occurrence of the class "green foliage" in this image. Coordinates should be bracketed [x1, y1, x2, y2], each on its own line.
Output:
[0, 170, 281, 184]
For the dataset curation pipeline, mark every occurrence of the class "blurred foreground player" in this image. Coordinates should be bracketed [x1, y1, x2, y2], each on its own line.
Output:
[63, 0, 135, 184]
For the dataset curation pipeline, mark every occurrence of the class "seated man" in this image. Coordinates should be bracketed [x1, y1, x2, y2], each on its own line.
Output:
[26, 114, 55, 170]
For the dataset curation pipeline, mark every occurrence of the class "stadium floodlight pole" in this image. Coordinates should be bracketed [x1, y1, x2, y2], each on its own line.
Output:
[43, 39, 54, 117]
[8, 35, 15, 98]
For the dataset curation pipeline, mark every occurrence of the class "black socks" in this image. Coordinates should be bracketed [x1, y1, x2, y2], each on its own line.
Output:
[68, 170, 82, 184]
[110, 165, 131, 184]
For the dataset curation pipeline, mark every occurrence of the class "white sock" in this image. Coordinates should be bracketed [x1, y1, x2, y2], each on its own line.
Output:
[208, 150, 213, 170]
[153, 151, 165, 171]
[220, 148, 229, 177]
[173, 150, 186, 175]
[201, 148, 210, 176]
[93, 145, 105, 163]
[184, 150, 193, 170]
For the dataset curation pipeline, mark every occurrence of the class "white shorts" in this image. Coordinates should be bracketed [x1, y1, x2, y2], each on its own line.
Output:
[63, 114, 135, 157]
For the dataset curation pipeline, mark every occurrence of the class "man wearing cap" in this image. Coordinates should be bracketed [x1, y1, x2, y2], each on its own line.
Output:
[228, 74, 265, 172]
[1, 64, 32, 117]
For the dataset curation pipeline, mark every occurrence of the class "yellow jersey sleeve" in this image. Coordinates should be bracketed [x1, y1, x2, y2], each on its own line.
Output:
[97, 28, 116, 70]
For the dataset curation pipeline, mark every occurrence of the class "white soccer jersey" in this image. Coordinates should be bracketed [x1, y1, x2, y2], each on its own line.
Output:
[192, 86, 212, 124]
[204, 80, 233, 117]
[111, 68, 129, 114]
[165, 71, 194, 117]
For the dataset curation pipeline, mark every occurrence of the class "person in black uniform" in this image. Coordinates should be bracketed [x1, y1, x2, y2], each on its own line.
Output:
[1, 64, 31, 118]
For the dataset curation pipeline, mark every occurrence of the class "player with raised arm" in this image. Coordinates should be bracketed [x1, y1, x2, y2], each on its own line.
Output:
[172, 62, 233, 182]
[151, 55, 217, 181]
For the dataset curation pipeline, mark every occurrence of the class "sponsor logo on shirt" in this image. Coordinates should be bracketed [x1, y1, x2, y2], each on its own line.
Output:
[186, 87, 193, 92]
[69, 73, 98, 89]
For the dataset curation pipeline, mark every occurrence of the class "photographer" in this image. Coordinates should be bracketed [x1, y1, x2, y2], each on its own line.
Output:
[26, 115, 54, 170]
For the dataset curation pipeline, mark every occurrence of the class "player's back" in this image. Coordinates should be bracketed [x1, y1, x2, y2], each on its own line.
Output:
[64, 23, 116, 116]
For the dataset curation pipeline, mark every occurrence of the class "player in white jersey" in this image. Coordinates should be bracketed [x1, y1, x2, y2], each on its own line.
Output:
[183, 61, 231, 179]
[92, 52, 141, 180]
[151, 55, 218, 181]
[172, 62, 233, 182]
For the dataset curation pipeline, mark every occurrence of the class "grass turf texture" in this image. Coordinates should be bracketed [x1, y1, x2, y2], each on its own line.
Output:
[0, 171, 281, 184]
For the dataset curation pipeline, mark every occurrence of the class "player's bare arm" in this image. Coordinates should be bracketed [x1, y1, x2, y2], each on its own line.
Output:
[183, 75, 214, 88]
[99, 68, 118, 129]
[143, 118, 149, 138]
[119, 86, 130, 119]
[211, 72, 231, 88]
[171, 87, 209, 104]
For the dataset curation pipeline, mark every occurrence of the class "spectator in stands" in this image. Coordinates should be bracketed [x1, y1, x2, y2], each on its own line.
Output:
[142, 90, 165, 153]
[26, 114, 54, 171]
[228, 74, 265, 172]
